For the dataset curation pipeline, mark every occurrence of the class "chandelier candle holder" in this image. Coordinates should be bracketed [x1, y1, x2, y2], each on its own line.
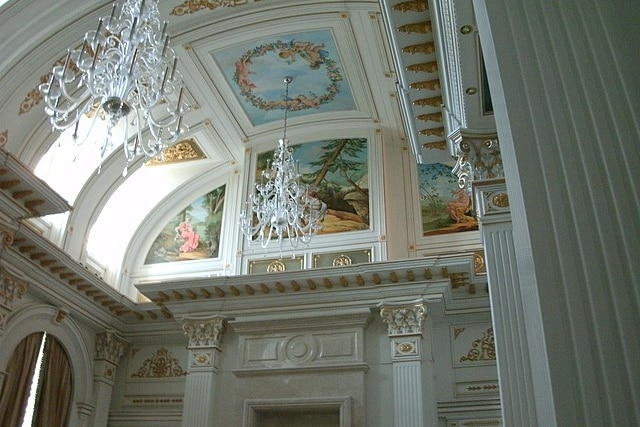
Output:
[39, 0, 189, 176]
[239, 76, 327, 252]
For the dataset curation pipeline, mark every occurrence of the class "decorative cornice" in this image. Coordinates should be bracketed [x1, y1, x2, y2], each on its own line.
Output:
[380, 301, 427, 337]
[183, 316, 226, 349]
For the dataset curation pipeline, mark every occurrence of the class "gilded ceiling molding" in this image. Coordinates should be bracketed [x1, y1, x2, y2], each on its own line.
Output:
[411, 79, 441, 91]
[419, 127, 445, 137]
[416, 112, 442, 123]
[0, 130, 7, 148]
[398, 20, 432, 34]
[145, 138, 206, 165]
[131, 347, 186, 378]
[171, 0, 247, 16]
[422, 140, 446, 150]
[403, 41, 435, 55]
[407, 62, 439, 73]
[20, 55, 80, 115]
[393, 0, 429, 12]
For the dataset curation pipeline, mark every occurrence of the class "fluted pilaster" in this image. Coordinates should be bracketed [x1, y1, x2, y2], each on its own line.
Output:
[475, 180, 537, 426]
[92, 331, 127, 427]
[181, 316, 226, 427]
[380, 301, 427, 427]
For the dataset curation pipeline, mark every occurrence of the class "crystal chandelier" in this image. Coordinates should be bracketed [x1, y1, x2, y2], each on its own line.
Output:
[39, 0, 188, 175]
[240, 76, 327, 250]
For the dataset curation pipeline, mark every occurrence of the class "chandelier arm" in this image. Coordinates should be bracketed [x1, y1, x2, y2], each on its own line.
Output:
[40, 0, 189, 172]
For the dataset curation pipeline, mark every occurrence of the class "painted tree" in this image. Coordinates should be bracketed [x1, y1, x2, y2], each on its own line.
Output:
[306, 138, 367, 196]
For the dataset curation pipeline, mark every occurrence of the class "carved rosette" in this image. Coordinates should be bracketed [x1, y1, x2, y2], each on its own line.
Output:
[452, 135, 503, 196]
[392, 336, 422, 359]
[380, 302, 427, 337]
[474, 180, 511, 222]
[183, 316, 226, 349]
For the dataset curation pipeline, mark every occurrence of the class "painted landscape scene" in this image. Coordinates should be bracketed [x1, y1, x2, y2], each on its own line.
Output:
[419, 163, 478, 235]
[144, 185, 226, 264]
[256, 137, 370, 234]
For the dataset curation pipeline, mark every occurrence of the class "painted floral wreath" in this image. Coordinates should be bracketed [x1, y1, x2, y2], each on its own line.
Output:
[233, 40, 343, 112]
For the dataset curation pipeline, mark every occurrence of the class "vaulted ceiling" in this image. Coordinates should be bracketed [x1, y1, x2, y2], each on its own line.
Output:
[0, 0, 488, 304]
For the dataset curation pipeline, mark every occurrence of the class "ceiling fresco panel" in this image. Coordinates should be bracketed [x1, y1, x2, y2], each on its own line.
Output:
[212, 30, 357, 126]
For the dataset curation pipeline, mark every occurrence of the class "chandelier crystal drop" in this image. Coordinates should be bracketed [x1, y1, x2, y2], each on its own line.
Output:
[38, 0, 189, 175]
[239, 76, 327, 251]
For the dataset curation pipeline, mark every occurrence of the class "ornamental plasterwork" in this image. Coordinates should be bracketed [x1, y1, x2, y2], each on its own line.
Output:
[171, 0, 247, 16]
[452, 137, 503, 196]
[21, 55, 80, 115]
[0, 130, 7, 148]
[380, 302, 427, 337]
[183, 316, 226, 349]
[393, 0, 429, 13]
[145, 138, 205, 165]
[131, 347, 187, 378]
[94, 331, 128, 364]
[460, 327, 496, 362]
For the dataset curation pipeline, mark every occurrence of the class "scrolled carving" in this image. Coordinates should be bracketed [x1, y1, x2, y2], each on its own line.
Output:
[131, 347, 186, 378]
[460, 327, 496, 362]
[183, 316, 226, 349]
[380, 302, 427, 336]
[452, 136, 503, 196]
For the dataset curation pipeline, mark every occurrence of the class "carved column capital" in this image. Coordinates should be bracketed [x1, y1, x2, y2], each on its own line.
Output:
[450, 129, 503, 196]
[183, 316, 226, 350]
[95, 331, 128, 364]
[0, 266, 28, 330]
[94, 331, 127, 385]
[380, 301, 427, 337]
